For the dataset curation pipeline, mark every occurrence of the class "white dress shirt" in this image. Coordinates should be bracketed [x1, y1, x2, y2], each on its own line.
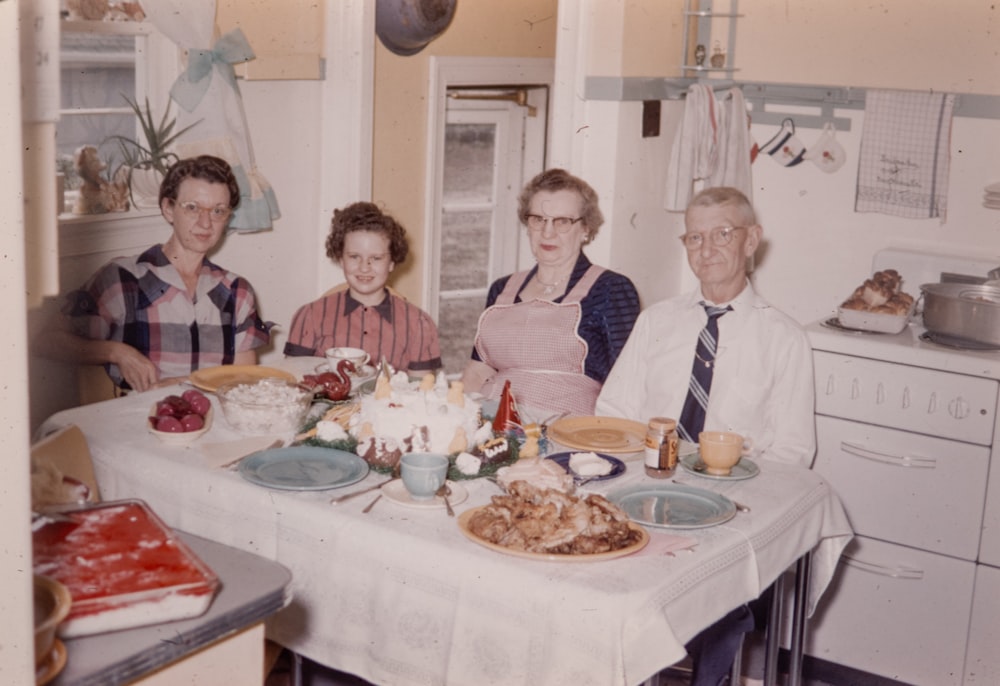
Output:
[596, 282, 816, 467]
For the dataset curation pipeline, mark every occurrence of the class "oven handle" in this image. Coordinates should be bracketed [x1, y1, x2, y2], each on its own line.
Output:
[839, 441, 937, 469]
[841, 554, 925, 580]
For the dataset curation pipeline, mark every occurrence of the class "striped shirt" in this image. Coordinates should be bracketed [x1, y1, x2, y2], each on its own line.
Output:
[63, 244, 270, 389]
[472, 253, 640, 383]
[283, 288, 442, 373]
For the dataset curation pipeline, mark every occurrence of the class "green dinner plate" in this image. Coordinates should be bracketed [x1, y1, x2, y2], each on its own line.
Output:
[239, 446, 369, 491]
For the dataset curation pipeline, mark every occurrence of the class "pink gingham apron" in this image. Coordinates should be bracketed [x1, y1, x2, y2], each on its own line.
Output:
[475, 265, 605, 416]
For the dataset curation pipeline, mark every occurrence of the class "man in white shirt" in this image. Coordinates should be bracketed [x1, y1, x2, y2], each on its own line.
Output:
[596, 186, 816, 686]
[597, 187, 815, 467]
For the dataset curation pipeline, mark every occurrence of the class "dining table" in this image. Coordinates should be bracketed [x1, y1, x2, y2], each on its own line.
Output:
[36, 360, 853, 686]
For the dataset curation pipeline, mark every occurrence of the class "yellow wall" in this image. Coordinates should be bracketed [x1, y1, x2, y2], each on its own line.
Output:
[736, 0, 1000, 94]
[371, 0, 558, 304]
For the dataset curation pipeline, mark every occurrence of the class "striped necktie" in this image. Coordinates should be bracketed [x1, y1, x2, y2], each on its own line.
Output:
[678, 303, 732, 443]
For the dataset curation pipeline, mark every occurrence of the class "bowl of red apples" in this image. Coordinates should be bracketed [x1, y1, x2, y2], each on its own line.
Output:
[148, 389, 213, 445]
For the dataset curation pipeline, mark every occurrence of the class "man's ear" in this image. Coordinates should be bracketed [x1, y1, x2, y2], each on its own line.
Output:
[745, 224, 763, 254]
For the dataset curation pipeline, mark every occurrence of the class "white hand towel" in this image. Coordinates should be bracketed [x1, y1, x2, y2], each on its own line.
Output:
[855, 90, 956, 220]
[664, 83, 717, 211]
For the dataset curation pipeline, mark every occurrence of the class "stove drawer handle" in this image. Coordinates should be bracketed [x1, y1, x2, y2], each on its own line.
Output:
[839, 441, 937, 469]
[842, 554, 925, 580]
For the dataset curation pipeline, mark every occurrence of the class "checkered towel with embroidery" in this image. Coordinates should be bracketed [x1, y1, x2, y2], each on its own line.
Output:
[855, 89, 956, 220]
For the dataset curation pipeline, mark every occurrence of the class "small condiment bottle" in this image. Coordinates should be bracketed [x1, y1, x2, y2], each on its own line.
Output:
[644, 417, 679, 478]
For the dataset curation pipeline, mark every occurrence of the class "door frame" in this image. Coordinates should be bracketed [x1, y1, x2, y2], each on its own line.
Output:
[423, 56, 554, 311]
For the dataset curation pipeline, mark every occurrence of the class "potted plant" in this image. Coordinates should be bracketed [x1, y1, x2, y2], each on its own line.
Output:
[105, 95, 200, 208]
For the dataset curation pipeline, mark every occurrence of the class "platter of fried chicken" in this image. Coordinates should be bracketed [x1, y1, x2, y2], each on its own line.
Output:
[836, 268, 916, 334]
[458, 480, 649, 561]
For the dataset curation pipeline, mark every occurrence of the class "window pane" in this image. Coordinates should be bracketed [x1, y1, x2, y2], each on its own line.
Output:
[440, 210, 490, 291]
[442, 123, 496, 204]
[59, 30, 137, 187]
[438, 295, 486, 376]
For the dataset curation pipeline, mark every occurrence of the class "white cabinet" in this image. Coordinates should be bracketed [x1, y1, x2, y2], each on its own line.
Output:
[965, 564, 1000, 684]
[807, 537, 974, 686]
[808, 349, 1000, 685]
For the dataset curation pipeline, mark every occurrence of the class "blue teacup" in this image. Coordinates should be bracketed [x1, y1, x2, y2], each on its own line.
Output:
[400, 453, 449, 501]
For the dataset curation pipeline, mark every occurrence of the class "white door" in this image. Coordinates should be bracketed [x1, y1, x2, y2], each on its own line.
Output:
[433, 88, 547, 375]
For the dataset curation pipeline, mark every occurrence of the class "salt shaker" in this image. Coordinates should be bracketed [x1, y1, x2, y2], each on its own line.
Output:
[644, 417, 679, 478]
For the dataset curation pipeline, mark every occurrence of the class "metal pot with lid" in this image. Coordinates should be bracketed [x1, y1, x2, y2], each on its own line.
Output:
[921, 281, 1000, 346]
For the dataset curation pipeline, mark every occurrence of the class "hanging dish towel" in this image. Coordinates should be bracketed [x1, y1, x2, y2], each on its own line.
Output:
[855, 90, 956, 220]
[664, 83, 717, 211]
[664, 85, 754, 211]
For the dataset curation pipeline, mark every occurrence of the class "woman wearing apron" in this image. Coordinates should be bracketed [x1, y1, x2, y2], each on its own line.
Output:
[461, 169, 640, 416]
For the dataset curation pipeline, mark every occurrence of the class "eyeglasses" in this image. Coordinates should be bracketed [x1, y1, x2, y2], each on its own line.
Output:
[175, 200, 232, 223]
[525, 214, 584, 233]
[343, 253, 390, 268]
[679, 225, 747, 250]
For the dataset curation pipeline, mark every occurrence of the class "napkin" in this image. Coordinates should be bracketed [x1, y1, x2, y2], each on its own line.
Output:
[200, 436, 284, 469]
[636, 531, 699, 557]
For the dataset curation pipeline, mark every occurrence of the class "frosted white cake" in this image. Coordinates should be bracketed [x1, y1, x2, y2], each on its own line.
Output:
[350, 371, 487, 465]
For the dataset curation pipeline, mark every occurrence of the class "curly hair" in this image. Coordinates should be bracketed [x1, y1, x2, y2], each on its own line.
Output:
[325, 202, 410, 264]
[516, 168, 605, 242]
[159, 155, 240, 210]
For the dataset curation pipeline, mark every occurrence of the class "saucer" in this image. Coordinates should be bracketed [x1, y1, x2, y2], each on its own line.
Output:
[381, 479, 468, 509]
[680, 453, 759, 480]
[314, 362, 377, 379]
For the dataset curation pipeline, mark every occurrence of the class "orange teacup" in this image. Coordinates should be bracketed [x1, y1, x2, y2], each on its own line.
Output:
[698, 431, 744, 476]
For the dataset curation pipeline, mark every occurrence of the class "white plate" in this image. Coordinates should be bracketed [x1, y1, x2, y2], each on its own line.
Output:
[381, 479, 468, 509]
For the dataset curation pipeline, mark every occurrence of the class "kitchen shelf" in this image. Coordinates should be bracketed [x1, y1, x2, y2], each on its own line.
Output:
[681, 0, 741, 79]
[583, 77, 1000, 131]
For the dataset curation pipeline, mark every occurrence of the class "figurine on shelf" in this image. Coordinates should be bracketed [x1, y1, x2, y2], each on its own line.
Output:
[710, 41, 726, 68]
[694, 44, 706, 66]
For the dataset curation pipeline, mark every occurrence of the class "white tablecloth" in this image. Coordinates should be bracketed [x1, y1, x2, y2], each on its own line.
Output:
[39, 383, 852, 686]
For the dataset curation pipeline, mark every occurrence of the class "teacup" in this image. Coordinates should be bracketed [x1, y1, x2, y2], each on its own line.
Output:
[698, 431, 744, 476]
[400, 453, 449, 501]
[325, 347, 370, 370]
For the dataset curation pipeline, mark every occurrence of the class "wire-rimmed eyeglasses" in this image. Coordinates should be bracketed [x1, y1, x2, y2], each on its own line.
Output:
[175, 200, 232, 223]
[679, 225, 747, 250]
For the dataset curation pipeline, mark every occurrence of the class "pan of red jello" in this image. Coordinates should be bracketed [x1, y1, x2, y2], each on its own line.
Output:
[32, 499, 219, 638]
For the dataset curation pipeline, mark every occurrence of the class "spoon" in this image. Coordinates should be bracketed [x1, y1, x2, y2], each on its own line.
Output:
[362, 495, 382, 513]
[436, 482, 455, 517]
[330, 463, 400, 505]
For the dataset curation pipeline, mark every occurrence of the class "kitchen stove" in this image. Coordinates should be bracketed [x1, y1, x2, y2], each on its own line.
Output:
[803, 248, 1000, 686]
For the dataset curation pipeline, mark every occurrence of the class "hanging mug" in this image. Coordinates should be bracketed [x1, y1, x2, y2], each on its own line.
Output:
[761, 118, 807, 167]
[805, 122, 847, 173]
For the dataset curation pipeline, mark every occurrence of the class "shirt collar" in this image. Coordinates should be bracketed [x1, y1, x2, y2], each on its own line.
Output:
[343, 288, 394, 322]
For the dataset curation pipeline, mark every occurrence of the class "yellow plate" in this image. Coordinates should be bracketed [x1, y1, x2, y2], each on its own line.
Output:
[548, 416, 647, 454]
[457, 507, 649, 562]
[188, 365, 296, 393]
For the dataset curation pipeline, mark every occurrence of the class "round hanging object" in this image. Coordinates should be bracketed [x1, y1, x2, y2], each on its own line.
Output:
[375, 0, 458, 56]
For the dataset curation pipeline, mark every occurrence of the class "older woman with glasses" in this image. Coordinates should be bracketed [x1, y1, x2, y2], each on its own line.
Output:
[283, 202, 442, 375]
[461, 168, 640, 416]
[39, 155, 270, 392]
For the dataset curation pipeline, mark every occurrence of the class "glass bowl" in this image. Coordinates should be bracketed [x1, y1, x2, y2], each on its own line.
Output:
[215, 378, 313, 435]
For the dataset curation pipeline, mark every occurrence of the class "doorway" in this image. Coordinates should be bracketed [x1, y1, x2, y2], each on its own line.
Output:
[424, 57, 553, 376]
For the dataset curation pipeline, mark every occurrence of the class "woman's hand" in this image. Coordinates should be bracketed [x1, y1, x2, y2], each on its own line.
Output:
[110, 342, 160, 392]
[460, 360, 496, 394]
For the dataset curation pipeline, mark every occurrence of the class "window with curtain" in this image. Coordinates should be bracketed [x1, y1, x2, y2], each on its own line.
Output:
[57, 17, 176, 215]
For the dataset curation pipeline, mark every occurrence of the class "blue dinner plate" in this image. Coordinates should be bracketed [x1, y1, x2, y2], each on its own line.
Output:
[545, 451, 626, 481]
[607, 483, 736, 529]
[239, 446, 369, 491]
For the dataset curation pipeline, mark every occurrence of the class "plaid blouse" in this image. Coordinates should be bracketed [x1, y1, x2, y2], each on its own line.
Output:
[63, 244, 270, 389]
[283, 288, 442, 373]
[472, 253, 640, 383]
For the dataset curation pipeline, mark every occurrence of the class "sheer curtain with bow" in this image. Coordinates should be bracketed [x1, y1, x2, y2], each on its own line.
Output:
[144, 0, 280, 232]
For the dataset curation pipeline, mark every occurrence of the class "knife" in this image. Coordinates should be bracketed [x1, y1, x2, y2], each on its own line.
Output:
[329, 477, 395, 505]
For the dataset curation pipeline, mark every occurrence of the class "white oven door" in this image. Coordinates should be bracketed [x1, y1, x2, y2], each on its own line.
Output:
[815, 415, 989, 560]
